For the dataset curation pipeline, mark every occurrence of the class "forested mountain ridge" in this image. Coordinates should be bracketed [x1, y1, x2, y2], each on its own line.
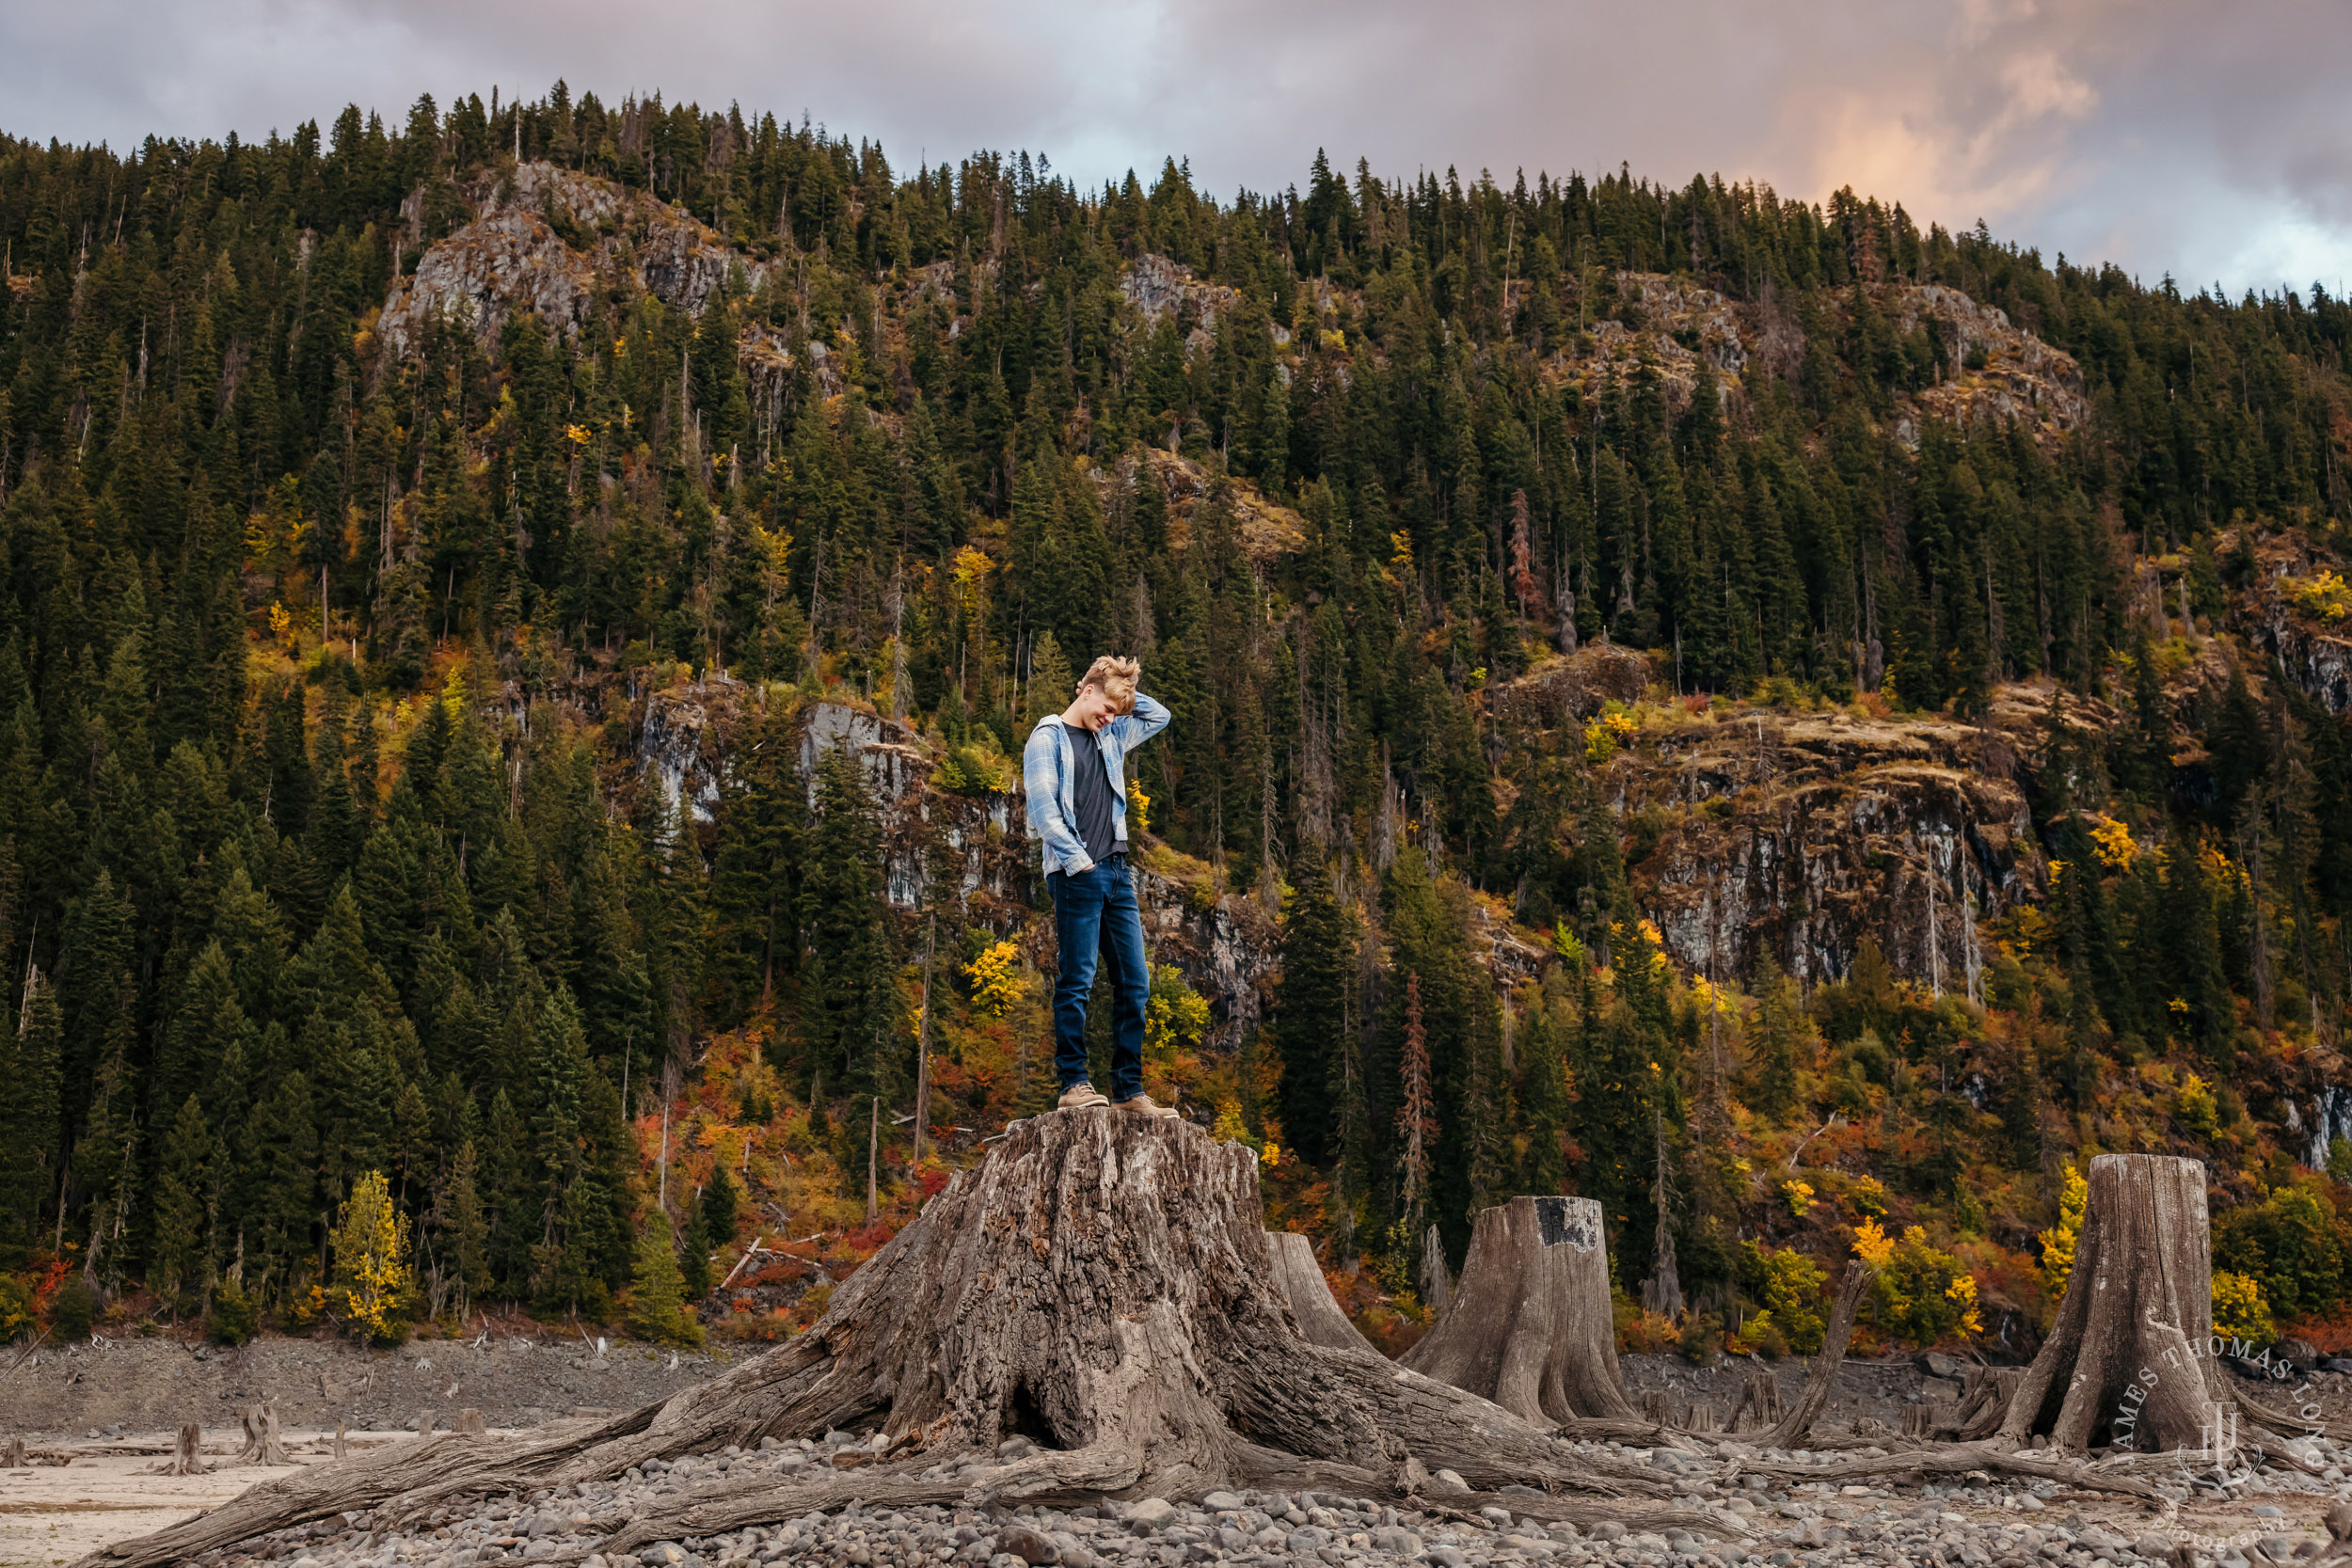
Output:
[4, 84, 2352, 1362]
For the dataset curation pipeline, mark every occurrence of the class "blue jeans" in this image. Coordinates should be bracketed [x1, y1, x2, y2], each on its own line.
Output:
[1047, 856, 1148, 1101]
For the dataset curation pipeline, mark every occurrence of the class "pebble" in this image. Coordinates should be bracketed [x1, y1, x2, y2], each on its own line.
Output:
[177, 1426, 2352, 1568]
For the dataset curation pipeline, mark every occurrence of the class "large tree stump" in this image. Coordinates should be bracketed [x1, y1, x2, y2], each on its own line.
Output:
[237, 1403, 288, 1466]
[88, 1116, 1727, 1568]
[1995, 1154, 2233, 1453]
[1399, 1196, 1637, 1424]
[1263, 1232, 1378, 1355]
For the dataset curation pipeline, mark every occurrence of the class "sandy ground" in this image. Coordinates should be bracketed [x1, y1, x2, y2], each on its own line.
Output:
[0, 1430, 402, 1568]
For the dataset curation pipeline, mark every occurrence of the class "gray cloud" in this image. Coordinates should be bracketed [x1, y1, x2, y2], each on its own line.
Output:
[4, 0, 2345, 293]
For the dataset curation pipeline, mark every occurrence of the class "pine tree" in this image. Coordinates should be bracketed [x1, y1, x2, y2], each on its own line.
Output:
[1026, 629, 1073, 723]
[678, 1196, 715, 1300]
[700, 1163, 740, 1249]
[151, 1096, 215, 1310]
[627, 1217, 702, 1347]
[799, 748, 902, 1101]
[442, 1139, 491, 1314]
[1745, 958, 1805, 1122]
[1271, 854, 1356, 1165]
[0, 973, 65, 1261]
[1395, 974, 1435, 1241]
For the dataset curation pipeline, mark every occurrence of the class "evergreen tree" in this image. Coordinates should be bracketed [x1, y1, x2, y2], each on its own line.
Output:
[628, 1217, 702, 1347]
[1271, 854, 1356, 1166]
[151, 1096, 215, 1310]
[1744, 959, 1806, 1122]
[799, 748, 901, 1101]
[0, 974, 66, 1261]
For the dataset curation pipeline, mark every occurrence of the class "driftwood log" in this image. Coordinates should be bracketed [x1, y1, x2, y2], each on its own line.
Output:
[1759, 1260, 1874, 1450]
[1401, 1196, 1637, 1425]
[1263, 1232, 1378, 1355]
[87, 1114, 1730, 1568]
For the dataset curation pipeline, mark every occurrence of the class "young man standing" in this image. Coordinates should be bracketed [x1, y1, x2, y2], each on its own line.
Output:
[1023, 654, 1179, 1117]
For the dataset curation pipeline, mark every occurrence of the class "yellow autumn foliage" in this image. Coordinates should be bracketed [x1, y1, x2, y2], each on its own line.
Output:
[2038, 1164, 2089, 1299]
[966, 940, 1024, 1016]
[329, 1170, 414, 1344]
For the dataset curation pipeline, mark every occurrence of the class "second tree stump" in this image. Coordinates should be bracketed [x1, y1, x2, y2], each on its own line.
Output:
[1400, 1196, 1636, 1424]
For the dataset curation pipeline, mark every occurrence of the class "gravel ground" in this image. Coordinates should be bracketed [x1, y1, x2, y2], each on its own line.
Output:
[0, 1336, 721, 1440]
[13, 1347, 2352, 1568]
[172, 1425, 2352, 1568]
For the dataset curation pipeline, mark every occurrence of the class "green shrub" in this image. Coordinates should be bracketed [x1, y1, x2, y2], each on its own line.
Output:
[2214, 1181, 2346, 1321]
[0, 1275, 34, 1340]
[1743, 1243, 1828, 1354]
[50, 1278, 99, 1341]
[204, 1281, 258, 1347]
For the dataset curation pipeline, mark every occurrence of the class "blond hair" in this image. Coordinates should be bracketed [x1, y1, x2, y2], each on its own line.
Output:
[1079, 654, 1140, 714]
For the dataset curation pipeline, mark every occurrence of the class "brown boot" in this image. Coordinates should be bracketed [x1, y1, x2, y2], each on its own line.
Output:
[1057, 1082, 1109, 1111]
[1114, 1092, 1180, 1119]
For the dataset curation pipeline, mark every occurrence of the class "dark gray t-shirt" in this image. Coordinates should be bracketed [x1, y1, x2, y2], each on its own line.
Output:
[1065, 723, 1121, 864]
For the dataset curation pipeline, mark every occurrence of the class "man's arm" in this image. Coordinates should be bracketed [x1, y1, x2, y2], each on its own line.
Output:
[1021, 722, 1094, 873]
[1111, 689, 1171, 749]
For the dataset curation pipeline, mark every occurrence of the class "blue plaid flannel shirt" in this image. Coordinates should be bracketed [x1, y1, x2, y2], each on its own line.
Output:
[1021, 690, 1171, 875]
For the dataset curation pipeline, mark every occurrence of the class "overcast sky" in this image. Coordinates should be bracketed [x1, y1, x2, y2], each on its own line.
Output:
[4, 0, 2345, 295]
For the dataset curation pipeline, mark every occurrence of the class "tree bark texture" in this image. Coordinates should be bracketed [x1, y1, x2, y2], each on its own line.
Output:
[167, 1422, 206, 1477]
[1264, 1232, 1378, 1355]
[1400, 1196, 1636, 1425]
[1996, 1154, 2227, 1453]
[89, 1117, 1727, 1568]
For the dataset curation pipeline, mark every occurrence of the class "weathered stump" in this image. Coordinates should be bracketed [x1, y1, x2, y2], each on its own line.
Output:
[1400, 1196, 1637, 1424]
[1948, 1366, 2021, 1440]
[1263, 1232, 1378, 1355]
[333, 1421, 347, 1461]
[87, 1115, 1724, 1568]
[1418, 1224, 1453, 1317]
[237, 1403, 287, 1466]
[1726, 1370, 1783, 1433]
[453, 1409, 489, 1437]
[3, 1434, 24, 1467]
[1996, 1155, 2233, 1453]
[167, 1422, 206, 1477]
[416, 1409, 437, 1439]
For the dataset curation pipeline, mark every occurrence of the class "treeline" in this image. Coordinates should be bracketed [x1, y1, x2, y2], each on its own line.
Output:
[3, 83, 2352, 1335]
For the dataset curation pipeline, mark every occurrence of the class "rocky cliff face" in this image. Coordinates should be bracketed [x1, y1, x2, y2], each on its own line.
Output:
[377, 162, 775, 357]
[1534, 272, 2089, 449]
[1486, 649, 2074, 990]
[1627, 699, 2054, 988]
